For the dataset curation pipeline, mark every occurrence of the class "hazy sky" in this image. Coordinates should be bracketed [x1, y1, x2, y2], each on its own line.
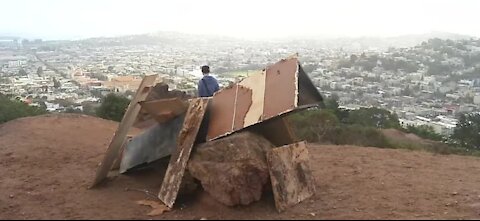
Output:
[1, 0, 479, 40]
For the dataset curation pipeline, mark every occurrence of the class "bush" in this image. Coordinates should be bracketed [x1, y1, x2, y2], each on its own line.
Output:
[287, 103, 480, 157]
[289, 108, 392, 148]
[96, 93, 130, 122]
[451, 113, 480, 150]
[348, 107, 401, 129]
[324, 125, 393, 148]
[288, 108, 339, 142]
[403, 125, 443, 141]
[0, 94, 47, 123]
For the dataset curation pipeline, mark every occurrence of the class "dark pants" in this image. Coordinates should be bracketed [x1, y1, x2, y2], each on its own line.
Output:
[195, 98, 211, 145]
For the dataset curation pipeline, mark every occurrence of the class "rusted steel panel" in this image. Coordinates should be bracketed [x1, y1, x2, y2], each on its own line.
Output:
[267, 141, 316, 212]
[206, 86, 236, 140]
[206, 84, 253, 140]
[158, 98, 209, 208]
[139, 98, 188, 123]
[239, 71, 266, 127]
[233, 85, 253, 131]
[206, 56, 323, 141]
[250, 117, 297, 147]
[119, 114, 185, 174]
[91, 74, 157, 188]
[263, 58, 298, 119]
[297, 65, 324, 106]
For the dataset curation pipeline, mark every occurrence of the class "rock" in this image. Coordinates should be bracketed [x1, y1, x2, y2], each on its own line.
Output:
[178, 171, 198, 196]
[188, 131, 274, 206]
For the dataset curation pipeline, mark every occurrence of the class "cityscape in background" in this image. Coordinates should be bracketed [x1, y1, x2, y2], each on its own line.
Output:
[1, 32, 479, 137]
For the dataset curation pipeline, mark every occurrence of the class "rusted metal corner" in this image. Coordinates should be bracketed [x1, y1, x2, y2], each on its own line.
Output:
[206, 56, 323, 141]
[297, 65, 324, 106]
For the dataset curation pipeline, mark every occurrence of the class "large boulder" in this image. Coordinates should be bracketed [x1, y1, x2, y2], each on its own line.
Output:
[187, 131, 274, 206]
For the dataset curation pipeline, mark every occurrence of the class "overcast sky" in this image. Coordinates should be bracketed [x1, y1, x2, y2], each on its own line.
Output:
[1, 0, 479, 40]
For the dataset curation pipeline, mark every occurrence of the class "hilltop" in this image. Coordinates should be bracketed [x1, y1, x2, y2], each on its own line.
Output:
[1, 114, 480, 219]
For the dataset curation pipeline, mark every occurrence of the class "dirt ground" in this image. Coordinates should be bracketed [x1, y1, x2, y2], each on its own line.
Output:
[1, 114, 480, 220]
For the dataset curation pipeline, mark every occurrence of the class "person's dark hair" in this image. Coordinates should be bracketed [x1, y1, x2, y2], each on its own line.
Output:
[201, 65, 210, 74]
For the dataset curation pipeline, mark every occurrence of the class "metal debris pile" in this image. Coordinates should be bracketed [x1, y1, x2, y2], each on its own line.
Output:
[91, 55, 324, 213]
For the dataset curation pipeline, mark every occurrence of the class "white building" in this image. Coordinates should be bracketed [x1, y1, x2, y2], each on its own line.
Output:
[474, 95, 480, 105]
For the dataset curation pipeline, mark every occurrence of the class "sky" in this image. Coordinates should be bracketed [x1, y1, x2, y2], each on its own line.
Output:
[1, 0, 480, 40]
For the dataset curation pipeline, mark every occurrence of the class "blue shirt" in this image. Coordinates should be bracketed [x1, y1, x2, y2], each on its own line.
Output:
[198, 75, 220, 97]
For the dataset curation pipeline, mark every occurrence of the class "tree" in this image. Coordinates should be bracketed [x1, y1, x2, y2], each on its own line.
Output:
[0, 94, 47, 123]
[323, 97, 349, 123]
[91, 89, 105, 98]
[18, 68, 27, 76]
[53, 77, 61, 89]
[451, 113, 480, 149]
[96, 93, 130, 122]
[65, 107, 82, 114]
[81, 101, 99, 116]
[348, 107, 400, 129]
[36, 67, 43, 77]
[350, 54, 358, 63]
[401, 85, 413, 96]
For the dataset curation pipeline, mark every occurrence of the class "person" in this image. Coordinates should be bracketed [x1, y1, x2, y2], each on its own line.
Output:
[196, 65, 219, 144]
[197, 65, 219, 97]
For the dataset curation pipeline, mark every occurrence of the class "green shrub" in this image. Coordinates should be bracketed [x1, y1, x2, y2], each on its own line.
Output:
[347, 107, 401, 129]
[324, 125, 393, 148]
[288, 108, 339, 142]
[403, 125, 443, 141]
[96, 93, 130, 122]
[0, 94, 47, 123]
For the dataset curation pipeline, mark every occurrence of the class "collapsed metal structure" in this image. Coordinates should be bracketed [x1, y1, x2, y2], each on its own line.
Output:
[91, 55, 324, 212]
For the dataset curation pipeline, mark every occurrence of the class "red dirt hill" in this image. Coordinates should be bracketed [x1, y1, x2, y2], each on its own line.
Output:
[1, 114, 480, 219]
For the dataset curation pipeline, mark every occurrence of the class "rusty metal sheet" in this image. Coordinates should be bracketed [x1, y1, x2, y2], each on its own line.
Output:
[206, 84, 252, 140]
[250, 117, 297, 147]
[139, 98, 188, 123]
[158, 98, 209, 208]
[239, 71, 266, 127]
[263, 58, 298, 119]
[119, 114, 185, 174]
[206, 85, 236, 140]
[91, 74, 157, 188]
[206, 56, 323, 141]
[267, 141, 316, 212]
[233, 85, 253, 131]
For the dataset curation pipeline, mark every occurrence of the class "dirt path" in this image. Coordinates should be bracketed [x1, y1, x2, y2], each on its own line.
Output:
[1, 114, 480, 219]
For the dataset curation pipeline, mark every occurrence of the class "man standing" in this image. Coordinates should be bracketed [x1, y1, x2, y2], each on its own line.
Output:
[198, 65, 219, 97]
[196, 65, 219, 144]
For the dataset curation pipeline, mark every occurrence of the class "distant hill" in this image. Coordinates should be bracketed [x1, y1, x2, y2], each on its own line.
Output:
[0, 36, 20, 40]
[77, 31, 474, 50]
[296, 31, 474, 51]
[79, 31, 250, 47]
